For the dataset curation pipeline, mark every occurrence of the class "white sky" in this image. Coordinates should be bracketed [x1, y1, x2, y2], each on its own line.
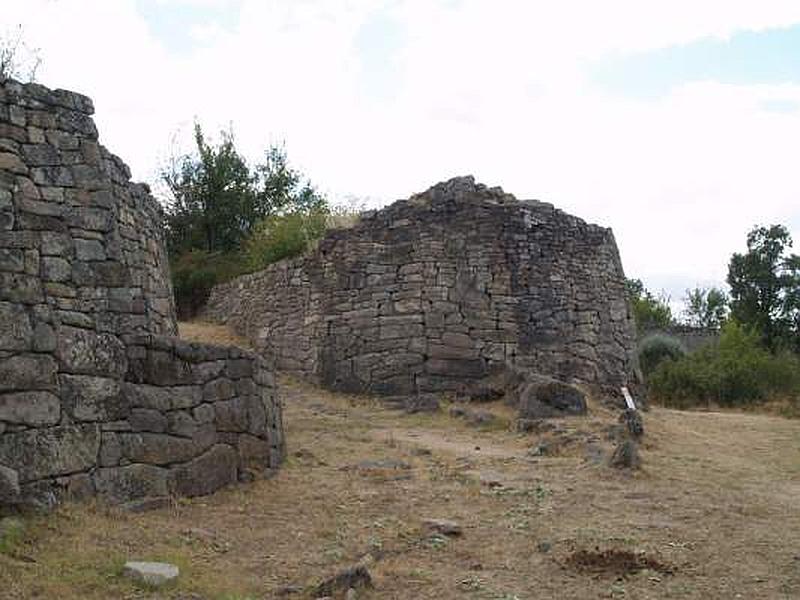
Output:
[3, 0, 800, 309]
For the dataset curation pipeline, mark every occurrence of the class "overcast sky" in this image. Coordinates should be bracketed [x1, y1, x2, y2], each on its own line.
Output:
[4, 0, 800, 312]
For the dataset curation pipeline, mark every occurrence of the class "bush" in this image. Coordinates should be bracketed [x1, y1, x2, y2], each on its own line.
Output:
[648, 321, 800, 409]
[171, 250, 247, 319]
[637, 333, 687, 376]
[243, 208, 329, 271]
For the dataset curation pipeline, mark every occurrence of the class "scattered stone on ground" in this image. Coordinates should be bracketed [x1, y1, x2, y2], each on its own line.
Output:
[516, 379, 588, 419]
[516, 418, 559, 434]
[609, 439, 641, 470]
[275, 584, 303, 596]
[352, 458, 411, 471]
[537, 541, 553, 553]
[410, 447, 432, 457]
[620, 408, 644, 439]
[422, 518, 463, 536]
[315, 564, 373, 598]
[122, 561, 179, 587]
[449, 405, 499, 427]
[293, 448, 327, 466]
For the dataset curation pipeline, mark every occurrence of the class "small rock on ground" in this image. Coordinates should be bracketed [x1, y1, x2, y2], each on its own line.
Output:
[609, 439, 641, 470]
[123, 561, 180, 587]
[315, 564, 373, 598]
[422, 518, 462, 536]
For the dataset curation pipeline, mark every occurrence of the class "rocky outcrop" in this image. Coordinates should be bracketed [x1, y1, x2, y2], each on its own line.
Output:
[204, 176, 637, 399]
[0, 78, 284, 509]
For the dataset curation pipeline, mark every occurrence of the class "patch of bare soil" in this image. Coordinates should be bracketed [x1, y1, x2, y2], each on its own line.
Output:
[565, 547, 675, 577]
[1, 323, 799, 599]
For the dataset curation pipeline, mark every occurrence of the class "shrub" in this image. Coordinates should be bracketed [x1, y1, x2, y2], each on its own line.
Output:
[648, 321, 800, 409]
[637, 333, 687, 376]
[170, 250, 247, 319]
[243, 207, 329, 271]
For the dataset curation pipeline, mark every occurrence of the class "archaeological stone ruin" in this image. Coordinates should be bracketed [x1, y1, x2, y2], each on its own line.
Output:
[0, 79, 284, 510]
[204, 176, 638, 406]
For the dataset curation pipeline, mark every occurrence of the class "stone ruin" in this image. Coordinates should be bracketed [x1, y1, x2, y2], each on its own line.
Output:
[204, 176, 638, 409]
[0, 79, 285, 510]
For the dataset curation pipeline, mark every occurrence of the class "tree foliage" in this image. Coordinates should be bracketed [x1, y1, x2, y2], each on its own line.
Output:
[727, 225, 800, 352]
[682, 286, 728, 329]
[162, 125, 325, 255]
[625, 278, 673, 333]
[637, 332, 687, 376]
[162, 125, 328, 317]
[648, 321, 800, 409]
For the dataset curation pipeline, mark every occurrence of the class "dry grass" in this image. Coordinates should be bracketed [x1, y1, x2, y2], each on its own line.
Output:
[178, 321, 254, 351]
[2, 327, 800, 599]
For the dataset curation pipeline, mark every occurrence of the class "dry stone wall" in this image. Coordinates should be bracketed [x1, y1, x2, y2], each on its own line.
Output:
[204, 177, 637, 398]
[0, 79, 284, 510]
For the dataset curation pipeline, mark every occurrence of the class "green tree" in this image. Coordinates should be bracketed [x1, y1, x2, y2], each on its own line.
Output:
[162, 127, 326, 256]
[727, 225, 800, 351]
[683, 286, 728, 329]
[163, 124, 256, 254]
[256, 144, 326, 216]
[626, 278, 673, 333]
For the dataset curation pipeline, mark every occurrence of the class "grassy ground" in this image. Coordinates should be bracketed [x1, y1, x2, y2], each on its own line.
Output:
[2, 324, 799, 599]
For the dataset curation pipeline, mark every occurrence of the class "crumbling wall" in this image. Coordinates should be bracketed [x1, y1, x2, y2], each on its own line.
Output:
[0, 79, 284, 509]
[205, 177, 637, 397]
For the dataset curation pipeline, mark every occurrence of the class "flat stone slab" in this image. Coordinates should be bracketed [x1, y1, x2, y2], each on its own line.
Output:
[122, 561, 179, 587]
[422, 518, 462, 536]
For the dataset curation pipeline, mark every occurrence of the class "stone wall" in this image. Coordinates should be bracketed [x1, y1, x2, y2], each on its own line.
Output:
[0, 79, 284, 509]
[204, 176, 637, 397]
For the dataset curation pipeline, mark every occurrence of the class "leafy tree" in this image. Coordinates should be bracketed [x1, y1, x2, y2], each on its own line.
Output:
[163, 124, 256, 254]
[162, 126, 326, 256]
[626, 278, 673, 333]
[683, 286, 728, 329]
[256, 145, 326, 216]
[727, 225, 800, 351]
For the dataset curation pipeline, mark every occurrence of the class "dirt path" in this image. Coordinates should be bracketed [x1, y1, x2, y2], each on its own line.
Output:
[2, 373, 799, 599]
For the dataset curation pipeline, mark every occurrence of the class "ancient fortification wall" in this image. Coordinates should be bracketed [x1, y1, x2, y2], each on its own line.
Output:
[205, 177, 637, 397]
[0, 79, 284, 510]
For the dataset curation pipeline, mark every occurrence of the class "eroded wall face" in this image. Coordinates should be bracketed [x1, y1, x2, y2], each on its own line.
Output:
[205, 178, 637, 396]
[0, 80, 284, 509]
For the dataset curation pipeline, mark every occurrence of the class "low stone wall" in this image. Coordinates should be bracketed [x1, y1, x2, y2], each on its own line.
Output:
[0, 333, 284, 509]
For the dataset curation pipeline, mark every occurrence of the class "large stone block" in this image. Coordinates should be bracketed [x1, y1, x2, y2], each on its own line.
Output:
[0, 425, 100, 482]
[57, 326, 128, 377]
[93, 464, 169, 503]
[517, 379, 587, 419]
[60, 374, 126, 421]
[0, 301, 32, 351]
[0, 391, 60, 426]
[0, 354, 58, 391]
[171, 444, 238, 497]
[119, 432, 205, 465]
